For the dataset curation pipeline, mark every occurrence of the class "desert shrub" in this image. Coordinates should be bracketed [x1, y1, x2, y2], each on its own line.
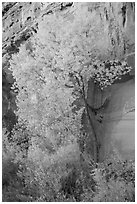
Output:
[2, 128, 28, 202]
[3, 124, 82, 201]
[92, 154, 135, 202]
[70, 150, 135, 202]
[3, 126, 135, 202]
[13, 134, 81, 201]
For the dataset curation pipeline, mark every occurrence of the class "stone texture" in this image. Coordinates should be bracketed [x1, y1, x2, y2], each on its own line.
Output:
[100, 78, 135, 161]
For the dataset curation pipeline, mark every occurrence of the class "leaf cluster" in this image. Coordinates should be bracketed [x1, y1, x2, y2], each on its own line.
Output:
[92, 60, 132, 89]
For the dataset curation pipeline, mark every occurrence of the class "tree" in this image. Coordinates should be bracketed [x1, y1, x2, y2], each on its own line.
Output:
[10, 3, 132, 163]
[6, 2, 134, 201]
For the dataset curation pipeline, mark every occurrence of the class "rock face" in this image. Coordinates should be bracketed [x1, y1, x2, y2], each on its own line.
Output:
[2, 2, 135, 160]
[99, 78, 135, 161]
[79, 2, 135, 161]
[85, 73, 135, 161]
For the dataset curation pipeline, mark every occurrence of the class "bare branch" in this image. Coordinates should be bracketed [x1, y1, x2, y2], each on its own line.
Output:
[34, 70, 47, 84]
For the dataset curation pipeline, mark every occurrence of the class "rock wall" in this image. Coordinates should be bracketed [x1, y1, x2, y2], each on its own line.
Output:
[79, 2, 135, 161]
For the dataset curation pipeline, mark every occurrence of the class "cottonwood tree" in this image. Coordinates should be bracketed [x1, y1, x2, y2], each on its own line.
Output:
[10, 3, 131, 164]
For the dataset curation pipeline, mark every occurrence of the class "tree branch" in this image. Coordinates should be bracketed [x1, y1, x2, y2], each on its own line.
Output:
[34, 70, 47, 84]
[75, 72, 99, 163]
[86, 98, 110, 115]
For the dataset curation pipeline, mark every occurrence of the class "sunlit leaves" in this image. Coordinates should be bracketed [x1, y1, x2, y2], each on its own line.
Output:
[92, 60, 132, 89]
[10, 15, 83, 152]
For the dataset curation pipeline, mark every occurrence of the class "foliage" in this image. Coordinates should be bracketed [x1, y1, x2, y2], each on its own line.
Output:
[92, 154, 135, 202]
[92, 60, 132, 89]
[2, 128, 29, 202]
[21, 138, 81, 201]
[2, 126, 135, 202]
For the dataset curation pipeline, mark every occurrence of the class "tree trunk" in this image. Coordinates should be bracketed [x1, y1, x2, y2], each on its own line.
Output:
[84, 99, 99, 163]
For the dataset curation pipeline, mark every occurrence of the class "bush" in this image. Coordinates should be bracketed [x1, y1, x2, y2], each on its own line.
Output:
[3, 127, 135, 202]
[92, 155, 135, 202]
